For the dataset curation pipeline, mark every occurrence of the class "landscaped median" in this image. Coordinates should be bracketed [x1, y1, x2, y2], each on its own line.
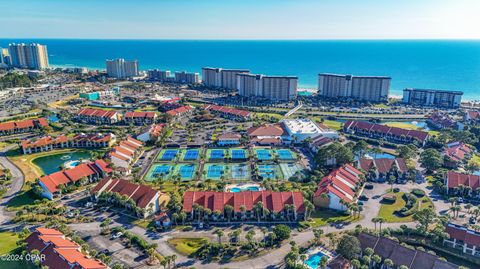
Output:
[167, 237, 210, 256]
[300, 209, 362, 228]
[377, 189, 434, 223]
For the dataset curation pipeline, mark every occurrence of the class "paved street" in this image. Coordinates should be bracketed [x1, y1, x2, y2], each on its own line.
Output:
[0, 144, 24, 227]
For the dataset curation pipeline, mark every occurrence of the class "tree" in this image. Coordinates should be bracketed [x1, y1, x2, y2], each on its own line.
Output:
[397, 145, 417, 160]
[336, 234, 361, 260]
[350, 259, 361, 269]
[420, 148, 443, 172]
[273, 224, 291, 242]
[315, 142, 354, 168]
[384, 259, 394, 269]
[214, 229, 224, 244]
[413, 208, 436, 234]
[319, 255, 328, 269]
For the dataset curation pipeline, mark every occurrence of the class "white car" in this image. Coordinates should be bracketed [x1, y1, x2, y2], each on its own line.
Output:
[111, 232, 123, 239]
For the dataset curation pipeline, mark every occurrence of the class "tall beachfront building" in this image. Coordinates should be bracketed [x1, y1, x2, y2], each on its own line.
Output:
[403, 88, 463, 108]
[8, 43, 49, 70]
[237, 73, 298, 101]
[201, 67, 249, 89]
[147, 69, 171, 81]
[106, 58, 139, 79]
[318, 73, 391, 102]
[174, 71, 199, 84]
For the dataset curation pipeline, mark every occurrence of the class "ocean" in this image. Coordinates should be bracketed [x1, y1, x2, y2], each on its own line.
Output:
[1, 39, 479, 99]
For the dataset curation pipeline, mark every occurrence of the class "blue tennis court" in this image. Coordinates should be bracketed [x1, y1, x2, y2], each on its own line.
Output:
[231, 149, 247, 159]
[257, 164, 281, 179]
[160, 149, 179, 161]
[256, 149, 273, 161]
[148, 164, 173, 180]
[178, 164, 196, 180]
[183, 149, 200, 161]
[276, 149, 295, 160]
[231, 164, 249, 180]
[209, 149, 225, 160]
[206, 164, 225, 179]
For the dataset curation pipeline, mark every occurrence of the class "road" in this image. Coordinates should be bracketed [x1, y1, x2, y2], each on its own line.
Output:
[0, 144, 25, 227]
[284, 101, 303, 118]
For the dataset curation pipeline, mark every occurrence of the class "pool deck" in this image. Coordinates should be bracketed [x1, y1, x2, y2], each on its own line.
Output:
[225, 183, 262, 192]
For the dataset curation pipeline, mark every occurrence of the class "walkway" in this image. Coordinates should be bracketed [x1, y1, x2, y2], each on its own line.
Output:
[283, 101, 303, 118]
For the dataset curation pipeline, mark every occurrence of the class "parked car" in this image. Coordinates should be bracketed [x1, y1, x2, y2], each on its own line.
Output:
[111, 232, 123, 239]
[359, 195, 369, 201]
[365, 184, 374, 190]
[469, 217, 477, 224]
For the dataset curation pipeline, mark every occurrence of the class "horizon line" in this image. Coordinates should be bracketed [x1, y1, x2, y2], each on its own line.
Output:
[1, 37, 480, 41]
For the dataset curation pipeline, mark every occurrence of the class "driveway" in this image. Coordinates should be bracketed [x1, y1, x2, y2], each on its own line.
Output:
[0, 144, 24, 227]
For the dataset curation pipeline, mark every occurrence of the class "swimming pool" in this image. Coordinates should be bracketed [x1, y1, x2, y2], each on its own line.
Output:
[305, 251, 327, 269]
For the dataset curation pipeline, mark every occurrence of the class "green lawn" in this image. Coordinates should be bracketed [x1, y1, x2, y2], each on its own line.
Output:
[322, 120, 343, 131]
[0, 232, 20, 254]
[378, 192, 434, 223]
[167, 237, 209, 256]
[301, 209, 361, 228]
[6, 189, 38, 211]
[253, 112, 284, 121]
[384, 122, 420, 130]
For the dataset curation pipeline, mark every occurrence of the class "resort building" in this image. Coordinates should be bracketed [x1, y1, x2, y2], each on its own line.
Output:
[109, 137, 143, 175]
[166, 105, 194, 120]
[25, 227, 107, 269]
[147, 69, 171, 82]
[427, 112, 463, 130]
[247, 123, 288, 145]
[464, 110, 480, 125]
[182, 191, 305, 222]
[313, 164, 363, 211]
[359, 157, 408, 183]
[136, 123, 165, 143]
[280, 119, 338, 144]
[203, 104, 251, 121]
[217, 133, 242, 146]
[444, 223, 480, 257]
[237, 74, 298, 101]
[201, 67, 250, 89]
[343, 120, 429, 146]
[358, 233, 458, 269]
[21, 133, 116, 154]
[77, 108, 121, 125]
[445, 171, 480, 199]
[318, 73, 391, 102]
[8, 43, 49, 69]
[106, 58, 139, 79]
[124, 111, 157, 125]
[0, 118, 48, 136]
[92, 178, 169, 218]
[174, 71, 200, 84]
[443, 142, 473, 168]
[403, 88, 463, 108]
[308, 135, 333, 154]
[38, 160, 112, 200]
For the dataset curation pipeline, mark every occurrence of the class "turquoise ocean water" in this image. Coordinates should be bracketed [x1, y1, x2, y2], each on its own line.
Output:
[1, 39, 479, 99]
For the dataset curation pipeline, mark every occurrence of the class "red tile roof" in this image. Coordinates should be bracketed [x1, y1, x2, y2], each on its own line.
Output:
[247, 123, 286, 137]
[39, 160, 111, 194]
[124, 111, 157, 118]
[344, 120, 429, 143]
[92, 178, 162, 209]
[21, 135, 71, 149]
[166, 105, 193, 117]
[359, 158, 408, 174]
[0, 118, 48, 132]
[204, 104, 251, 118]
[183, 191, 305, 214]
[78, 108, 118, 119]
[444, 142, 472, 162]
[447, 171, 480, 189]
[314, 164, 363, 203]
[446, 223, 480, 247]
[26, 228, 107, 269]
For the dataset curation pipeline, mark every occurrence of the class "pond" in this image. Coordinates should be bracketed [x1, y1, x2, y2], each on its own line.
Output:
[32, 151, 92, 175]
[355, 151, 396, 161]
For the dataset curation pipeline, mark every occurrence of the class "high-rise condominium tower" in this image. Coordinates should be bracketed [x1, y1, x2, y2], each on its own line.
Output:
[8, 43, 49, 70]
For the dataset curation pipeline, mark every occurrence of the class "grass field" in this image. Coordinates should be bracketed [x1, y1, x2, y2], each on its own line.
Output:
[253, 112, 284, 121]
[322, 120, 343, 131]
[300, 210, 361, 228]
[0, 232, 19, 254]
[377, 191, 434, 223]
[167, 237, 209, 256]
[384, 122, 420, 130]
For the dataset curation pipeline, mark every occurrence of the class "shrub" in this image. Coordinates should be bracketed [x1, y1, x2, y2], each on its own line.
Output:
[382, 194, 397, 204]
[393, 187, 400, 193]
[411, 189, 425, 197]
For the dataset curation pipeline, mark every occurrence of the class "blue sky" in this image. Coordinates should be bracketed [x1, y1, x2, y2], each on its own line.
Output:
[2, 0, 479, 39]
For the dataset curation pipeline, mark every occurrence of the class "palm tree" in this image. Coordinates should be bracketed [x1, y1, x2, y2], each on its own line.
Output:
[384, 259, 394, 269]
[224, 204, 234, 222]
[318, 255, 328, 269]
[372, 254, 381, 268]
[372, 217, 379, 230]
[378, 217, 386, 232]
[214, 229, 224, 244]
[146, 247, 157, 264]
[350, 259, 361, 269]
[171, 254, 177, 268]
[304, 200, 314, 220]
[254, 202, 265, 222]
